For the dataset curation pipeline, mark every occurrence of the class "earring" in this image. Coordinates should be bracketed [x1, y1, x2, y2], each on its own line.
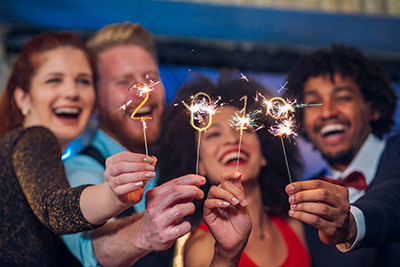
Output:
[21, 107, 30, 116]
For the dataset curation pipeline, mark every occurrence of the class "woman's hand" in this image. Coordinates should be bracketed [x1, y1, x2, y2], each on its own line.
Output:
[104, 151, 156, 206]
[204, 170, 251, 264]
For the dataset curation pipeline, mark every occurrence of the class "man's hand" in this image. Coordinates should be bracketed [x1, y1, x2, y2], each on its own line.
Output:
[285, 180, 357, 245]
[136, 174, 206, 252]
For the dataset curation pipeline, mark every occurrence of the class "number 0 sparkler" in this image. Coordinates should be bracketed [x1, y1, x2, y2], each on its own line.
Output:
[183, 92, 218, 175]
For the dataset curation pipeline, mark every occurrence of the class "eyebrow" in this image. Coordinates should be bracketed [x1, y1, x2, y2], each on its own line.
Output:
[304, 86, 355, 97]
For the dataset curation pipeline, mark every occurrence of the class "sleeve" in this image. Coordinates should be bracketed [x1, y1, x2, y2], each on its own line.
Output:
[12, 127, 99, 235]
[353, 136, 400, 247]
[61, 154, 107, 266]
[62, 232, 100, 267]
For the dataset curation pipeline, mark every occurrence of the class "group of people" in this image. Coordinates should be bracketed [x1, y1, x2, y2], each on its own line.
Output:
[0, 21, 399, 267]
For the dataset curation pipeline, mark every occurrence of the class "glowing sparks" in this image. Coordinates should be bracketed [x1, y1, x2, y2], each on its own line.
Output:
[118, 80, 159, 156]
[183, 92, 220, 175]
[277, 81, 288, 93]
[229, 95, 262, 172]
[269, 117, 297, 139]
[240, 73, 249, 82]
[182, 93, 220, 132]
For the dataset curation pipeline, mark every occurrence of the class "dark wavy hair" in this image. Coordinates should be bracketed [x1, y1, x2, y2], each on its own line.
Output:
[284, 44, 397, 139]
[157, 70, 303, 226]
[0, 31, 95, 136]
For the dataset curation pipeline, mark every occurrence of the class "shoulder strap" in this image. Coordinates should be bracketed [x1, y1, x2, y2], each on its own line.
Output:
[79, 146, 106, 167]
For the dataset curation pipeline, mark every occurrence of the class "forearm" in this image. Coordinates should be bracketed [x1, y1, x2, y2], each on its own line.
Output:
[80, 182, 128, 225]
[92, 213, 150, 267]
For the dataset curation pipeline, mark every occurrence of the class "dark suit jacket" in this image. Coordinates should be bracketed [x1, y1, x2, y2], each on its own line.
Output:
[354, 134, 400, 247]
[305, 134, 400, 267]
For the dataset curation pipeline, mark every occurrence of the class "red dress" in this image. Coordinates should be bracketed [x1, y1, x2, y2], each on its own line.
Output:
[197, 215, 311, 267]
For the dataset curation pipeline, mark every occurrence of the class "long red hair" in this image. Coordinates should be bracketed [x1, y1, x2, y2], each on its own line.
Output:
[0, 32, 94, 136]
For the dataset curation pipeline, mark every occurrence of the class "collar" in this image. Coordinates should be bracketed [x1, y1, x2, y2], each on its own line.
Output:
[93, 129, 127, 158]
[329, 134, 386, 186]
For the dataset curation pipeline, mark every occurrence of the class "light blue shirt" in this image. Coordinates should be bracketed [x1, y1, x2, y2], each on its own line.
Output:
[62, 129, 157, 266]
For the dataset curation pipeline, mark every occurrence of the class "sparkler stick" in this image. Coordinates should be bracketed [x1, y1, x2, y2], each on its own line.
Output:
[262, 95, 297, 183]
[269, 118, 297, 184]
[185, 92, 216, 175]
[280, 136, 292, 183]
[119, 81, 159, 156]
[236, 96, 247, 171]
[262, 93, 321, 184]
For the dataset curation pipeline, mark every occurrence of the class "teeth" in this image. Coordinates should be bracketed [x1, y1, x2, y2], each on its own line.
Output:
[221, 151, 247, 164]
[54, 107, 80, 115]
[135, 106, 152, 115]
[320, 124, 346, 135]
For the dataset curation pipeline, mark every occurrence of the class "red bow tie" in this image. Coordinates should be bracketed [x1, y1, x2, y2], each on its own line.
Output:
[318, 171, 368, 191]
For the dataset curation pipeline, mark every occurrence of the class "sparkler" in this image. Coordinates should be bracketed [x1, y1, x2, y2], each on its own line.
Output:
[229, 96, 262, 171]
[118, 81, 159, 155]
[183, 92, 219, 175]
[269, 117, 297, 183]
[260, 93, 321, 184]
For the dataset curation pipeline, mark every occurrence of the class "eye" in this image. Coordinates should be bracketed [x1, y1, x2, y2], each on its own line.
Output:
[335, 95, 352, 102]
[77, 78, 92, 85]
[204, 131, 220, 140]
[45, 78, 61, 84]
[116, 80, 130, 87]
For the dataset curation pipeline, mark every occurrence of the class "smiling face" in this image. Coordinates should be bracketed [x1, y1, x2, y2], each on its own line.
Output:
[302, 73, 379, 171]
[15, 46, 95, 150]
[96, 45, 165, 152]
[198, 106, 267, 185]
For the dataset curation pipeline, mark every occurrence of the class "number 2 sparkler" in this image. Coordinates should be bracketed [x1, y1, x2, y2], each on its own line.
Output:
[119, 81, 159, 156]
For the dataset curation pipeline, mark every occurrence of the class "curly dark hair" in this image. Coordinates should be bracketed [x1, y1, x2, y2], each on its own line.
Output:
[284, 44, 397, 139]
[157, 70, 303, 227]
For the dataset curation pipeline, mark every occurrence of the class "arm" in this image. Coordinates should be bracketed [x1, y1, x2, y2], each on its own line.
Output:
[353, 166, 400, 247]
[285, 180, 355, 245]
[14, 127, 155, 233]
[185, 171, 251, 267]
[91, 174, 206, 267]
[79, 151, 156, 225]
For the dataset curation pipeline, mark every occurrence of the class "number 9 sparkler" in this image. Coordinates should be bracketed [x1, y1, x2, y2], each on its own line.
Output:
[266, 97, 293, 120]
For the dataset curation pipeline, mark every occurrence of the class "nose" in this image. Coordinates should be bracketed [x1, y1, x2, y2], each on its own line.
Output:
[320, 100, 338, 119]
[224, 127, 240, 145]
[63, 80, 79, 100]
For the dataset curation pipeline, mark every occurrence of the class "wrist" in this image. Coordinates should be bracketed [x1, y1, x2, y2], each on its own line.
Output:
[211, 242, 244, 267]
[131, 216, 153, 257]
[345, 213, 357, 244]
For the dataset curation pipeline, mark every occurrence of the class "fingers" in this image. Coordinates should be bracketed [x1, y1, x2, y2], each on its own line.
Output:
[105, 152, 157, 194]
[106, 151, 155, 166]
[145, 175, 206, 211]
[221, 171, 244, 189]
[218, 171, 247, 207]
[286, 180, 343, 195]
[286, 180, 349, 207]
